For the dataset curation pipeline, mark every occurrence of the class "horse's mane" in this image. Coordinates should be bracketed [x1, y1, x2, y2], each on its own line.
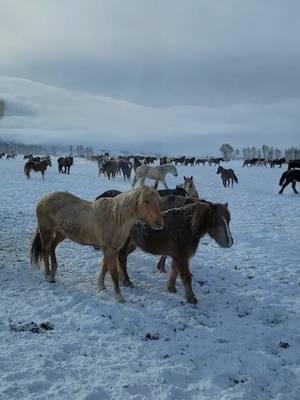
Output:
[96, 186, 153, 226]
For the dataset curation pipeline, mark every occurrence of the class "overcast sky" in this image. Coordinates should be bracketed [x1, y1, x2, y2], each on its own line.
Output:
[0, 0, 299, 152]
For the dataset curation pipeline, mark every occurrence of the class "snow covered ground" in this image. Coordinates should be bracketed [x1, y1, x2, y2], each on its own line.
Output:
[0, 156, 299, 400]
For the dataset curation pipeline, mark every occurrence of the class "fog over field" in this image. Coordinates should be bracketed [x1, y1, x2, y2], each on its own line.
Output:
[0, 1, 299, 153]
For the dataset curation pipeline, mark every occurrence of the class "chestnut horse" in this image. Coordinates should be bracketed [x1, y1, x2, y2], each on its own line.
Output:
[24, 159, 52, 179]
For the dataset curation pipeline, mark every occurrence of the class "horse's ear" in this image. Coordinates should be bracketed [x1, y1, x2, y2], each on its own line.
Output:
[225, 202, 228, 208]
[184, 176, 186, 180]
[191, 176, 193, 180]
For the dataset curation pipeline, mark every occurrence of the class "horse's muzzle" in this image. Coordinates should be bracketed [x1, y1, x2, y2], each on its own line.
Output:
[151, 220, 164, 230]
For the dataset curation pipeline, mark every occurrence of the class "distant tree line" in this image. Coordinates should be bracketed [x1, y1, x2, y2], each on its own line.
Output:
[219, 143, 300, 160]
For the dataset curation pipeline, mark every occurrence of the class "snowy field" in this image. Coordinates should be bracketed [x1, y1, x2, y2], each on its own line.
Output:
[0, 156, 299, 400]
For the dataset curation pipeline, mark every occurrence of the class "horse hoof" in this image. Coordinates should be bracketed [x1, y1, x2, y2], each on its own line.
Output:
[167, 286, 177, 293]
[97, 284, 106, 292]
[123, 280, 134, 287]
[187, 296, 198, 304]
[115, 294, 126, 303]
[45, 275, 55, 283]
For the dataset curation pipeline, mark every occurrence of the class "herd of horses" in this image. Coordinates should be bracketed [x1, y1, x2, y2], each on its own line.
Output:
[1, 151, 299, 304]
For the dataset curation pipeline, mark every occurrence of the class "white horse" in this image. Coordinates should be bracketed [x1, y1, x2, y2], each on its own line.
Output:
[132, 164, 178, 189]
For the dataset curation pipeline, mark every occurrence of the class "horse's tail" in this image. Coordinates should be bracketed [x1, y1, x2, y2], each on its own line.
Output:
[279, 171, 287, 186]
[24, 163, 30, 178]
[233, 173, 238, 183]
[30, 230, 43, 269]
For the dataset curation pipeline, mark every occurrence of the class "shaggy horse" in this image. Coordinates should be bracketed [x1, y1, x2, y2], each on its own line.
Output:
[0, 152, 5, 159]
[101, 160, 118, 179]
[279, 170, 300, 194]
[117, 202, 233, 304]
[24, 159, 52, 179]
[119, 159, 132, 180]
[217, 166, 238, 187]
[181, 176, 199, 199]
[30, 186, 163, 303]
[57, 156, 73, 174]
[132, 164, 178, 189]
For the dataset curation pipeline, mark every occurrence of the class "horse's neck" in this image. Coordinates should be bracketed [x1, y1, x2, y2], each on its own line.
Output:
[111, 191, 138, 225]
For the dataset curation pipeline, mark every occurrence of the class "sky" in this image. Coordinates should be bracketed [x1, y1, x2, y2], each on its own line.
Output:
[0, 0, 299, 154]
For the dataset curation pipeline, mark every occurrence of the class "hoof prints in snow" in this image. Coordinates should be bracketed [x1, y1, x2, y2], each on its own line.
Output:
[9, 321, 54, 333]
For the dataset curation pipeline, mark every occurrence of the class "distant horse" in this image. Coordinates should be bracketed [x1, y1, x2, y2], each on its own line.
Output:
[209, 158, 224, 166]
[132, 164, 178, 189]
[0, 153, 5, 159]
[30, 186, 163, 303]
[101, 160, 118, 179]
[269, 158, 286, 168]
[118, 202, 233, 304]
[217, 166, 238, 187]
[133, 157, 142, 171]
[57, 156, 73, 174]
[288, 160, 300, 170]
[184, 157, 196, 166]
[24, 154, 33, 160]
[196, 159, 207, 166]
[6, 153, 16, 160]
[24, 159, 52, 179]
[181, 176, 199, 199]
[119, 159, 132, 180]
[279, 170, 300, 194]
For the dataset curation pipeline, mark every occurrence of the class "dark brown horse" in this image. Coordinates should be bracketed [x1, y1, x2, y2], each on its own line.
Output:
[217, 166, 238, 187]
[117, 202, 233, 304]
[57, 156, 73, 174]
[287, 160, 300, 170]
[24, 159, 52, 179]
[279, 169, 300, 194]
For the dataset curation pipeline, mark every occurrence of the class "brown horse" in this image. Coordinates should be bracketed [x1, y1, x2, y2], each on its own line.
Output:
[117, 201, 233, 304]
[24, 159, 52, 179]
[30, 186, 163, 303]
[217, 166, 238, 187]
[57, 156, 73, 174]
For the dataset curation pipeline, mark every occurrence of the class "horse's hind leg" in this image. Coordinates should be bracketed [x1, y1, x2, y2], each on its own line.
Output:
[39, 230, 53, 282]
[292, 181, 298, 194]
[161, 178, 169, 189]
[49, 232, 65, 281]
[157, 255, 167, 273]
[279, 180, 289, 194]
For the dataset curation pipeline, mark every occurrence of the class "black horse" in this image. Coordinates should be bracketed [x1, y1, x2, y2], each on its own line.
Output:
[95, 186, 188, 201]
[288, 160, 300, 170]
[279, 170, 300, 194]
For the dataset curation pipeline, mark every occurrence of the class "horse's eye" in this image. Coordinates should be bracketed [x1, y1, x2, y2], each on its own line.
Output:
[144, 200, 149, 204]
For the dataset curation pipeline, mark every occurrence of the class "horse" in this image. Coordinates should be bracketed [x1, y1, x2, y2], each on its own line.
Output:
[133, 157, 142, 171]
[23, 154, 33, 160]
[269, 158, 286, 168]
[6, 153, 17, 160]
[119, 159, 132, 180]
[209, 158, 224, 166]
[101, 160, 118, 179]
[24, 159, 52, 179]
[96, 187, 188, 201]
[196, 159, 207, 166]
[217, 166, 238, 187]
[57, 156, 73, 174]
[0, 153, 5, 159]
[279, 170, 300, 194]
[132, 164, 178, 189]
[181, 176, 199, 199]
[30, 186, 163, 303]
[117, 202, 233, 304]
[287, 160, 300, 170]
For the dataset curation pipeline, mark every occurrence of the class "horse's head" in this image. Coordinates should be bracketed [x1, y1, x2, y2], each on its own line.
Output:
[183, 176, 194, 194]
[137, 186, 164, 230]
[47, 159, 52, 167]
[169, 165, 178, 177]
[216, 166, 222, 174]
[207, 203, 233, 248]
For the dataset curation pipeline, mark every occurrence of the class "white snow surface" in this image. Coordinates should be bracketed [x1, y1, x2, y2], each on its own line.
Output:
[0, 157, 299, 400]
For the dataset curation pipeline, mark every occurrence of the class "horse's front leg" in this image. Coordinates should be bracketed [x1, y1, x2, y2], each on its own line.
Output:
[118, 239, 136, 287]
[101, 249, 125, 303]
[176, 257, 197, 304]
[157, 255, 167, 273]
[161, 178, 169, 189]
[292, 181, 298, 194]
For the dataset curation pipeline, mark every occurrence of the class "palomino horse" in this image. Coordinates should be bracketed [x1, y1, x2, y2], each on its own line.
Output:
[118, 202, 233, 304]
[279, 169, 300, 194]
[24, 159, 52, 179]
[30, 186, 163, 303]
[217, 166, 238, 187]
[181, 176, 199, 199]
[132, 164, 178, 189]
